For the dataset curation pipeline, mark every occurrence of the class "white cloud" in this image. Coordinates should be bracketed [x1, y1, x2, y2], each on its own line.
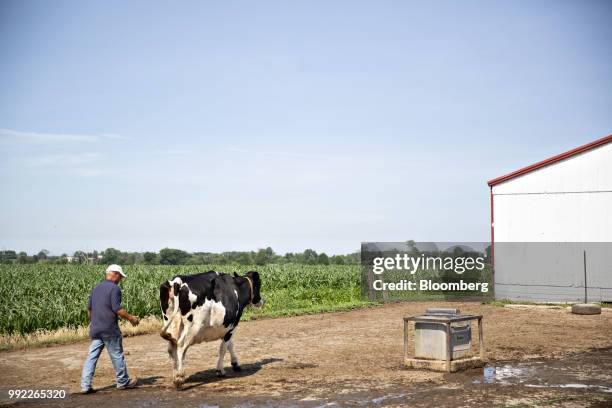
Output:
[153, 149, 194, 155]
[224, 147, 325, 160]
[225, 147, 250, 154]
[98, 133, 128, 140]
[70, 167, 109, 177]
[0, 128, 125, 143]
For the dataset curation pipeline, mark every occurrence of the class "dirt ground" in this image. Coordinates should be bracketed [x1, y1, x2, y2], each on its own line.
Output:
[1, 302, 611, 407]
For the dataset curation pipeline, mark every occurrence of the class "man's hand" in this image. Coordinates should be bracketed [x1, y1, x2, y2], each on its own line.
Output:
[117, 308, 139, 326]
[129, 316, 140, 327]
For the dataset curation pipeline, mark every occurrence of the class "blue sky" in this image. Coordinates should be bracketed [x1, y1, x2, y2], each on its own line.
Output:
[1, 0, 611, 255]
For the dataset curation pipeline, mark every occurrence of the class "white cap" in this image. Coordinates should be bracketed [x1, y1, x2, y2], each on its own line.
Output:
[106, 264, 126, 278]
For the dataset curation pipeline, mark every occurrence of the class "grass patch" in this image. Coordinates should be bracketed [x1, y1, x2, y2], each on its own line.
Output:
[0, 302, 378, 352]
[486, 299, 541, 307]
[0, 315, 163, 352]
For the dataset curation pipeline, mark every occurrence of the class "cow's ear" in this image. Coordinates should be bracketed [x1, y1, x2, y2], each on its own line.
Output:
[234, 272, 240, 277]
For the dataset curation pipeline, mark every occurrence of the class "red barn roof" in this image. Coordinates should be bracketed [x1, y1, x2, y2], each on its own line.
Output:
[487, 134, 612, 187]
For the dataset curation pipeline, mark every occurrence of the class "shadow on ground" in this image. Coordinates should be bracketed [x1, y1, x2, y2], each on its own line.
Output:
[90, 375, 163, 392]
[180, 358, 283, 391]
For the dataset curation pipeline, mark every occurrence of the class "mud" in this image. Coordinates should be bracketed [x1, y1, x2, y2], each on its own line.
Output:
[1, 302, 611, 407]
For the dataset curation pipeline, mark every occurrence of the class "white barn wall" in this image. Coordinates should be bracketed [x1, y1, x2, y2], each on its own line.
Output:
[492, 141, 612, 302]
[494, 193, 612, 242]
[493, 143, 612, 196]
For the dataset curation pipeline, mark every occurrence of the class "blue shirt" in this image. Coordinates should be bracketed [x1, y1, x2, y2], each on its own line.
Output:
[88, 279, 123, 339]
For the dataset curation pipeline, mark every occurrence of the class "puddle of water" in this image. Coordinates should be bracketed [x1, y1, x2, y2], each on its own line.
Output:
[474, 363, 539, 385]
[525, 383, 612, 393]
[232, 403, 301, 408]
[370, 393, 406, 405]
[470, 359, 612, 394]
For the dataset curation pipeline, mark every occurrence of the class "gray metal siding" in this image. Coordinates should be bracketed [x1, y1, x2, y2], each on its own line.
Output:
[494, 243, 612, 303]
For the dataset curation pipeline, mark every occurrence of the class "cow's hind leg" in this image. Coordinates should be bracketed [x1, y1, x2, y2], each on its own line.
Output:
[227, 338, 241, 372]
[223, 331, 241, 372]
[167, 342, 180, 387]
[174, 345, 188, 388]
[216, 332, 240, 376]
[216, 341, 227, 377]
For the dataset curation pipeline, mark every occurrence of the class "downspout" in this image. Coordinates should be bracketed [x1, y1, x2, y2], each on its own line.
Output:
[490, 185, 495, 287]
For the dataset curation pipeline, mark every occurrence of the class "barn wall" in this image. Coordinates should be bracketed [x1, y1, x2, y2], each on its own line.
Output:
[493, 143, 612, 195]
[493, 193, 612, 242]
[492, 142, 612, 302]
[494, 243, 612, 302]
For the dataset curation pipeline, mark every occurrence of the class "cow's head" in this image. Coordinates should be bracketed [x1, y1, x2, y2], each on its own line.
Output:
[245, 270, 263, 307]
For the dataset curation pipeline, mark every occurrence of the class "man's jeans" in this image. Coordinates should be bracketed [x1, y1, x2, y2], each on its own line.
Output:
[80, 335, 130, 390]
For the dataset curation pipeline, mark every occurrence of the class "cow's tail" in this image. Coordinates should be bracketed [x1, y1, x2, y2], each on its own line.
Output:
[160, 281, 171, 318]
[160, 281, 180, 343]
[160, 309, 180, 343]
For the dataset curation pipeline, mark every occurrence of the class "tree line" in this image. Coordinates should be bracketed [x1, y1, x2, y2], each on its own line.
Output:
[0, 247, 360, 266]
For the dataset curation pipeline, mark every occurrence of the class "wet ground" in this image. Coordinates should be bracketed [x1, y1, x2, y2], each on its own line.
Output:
[471, 350, 612, 393]
[1, 302, 611, 407]
[3, 348, 612, 407]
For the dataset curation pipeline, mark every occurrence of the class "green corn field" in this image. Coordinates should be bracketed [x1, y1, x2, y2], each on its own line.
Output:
[0, 264, 364, 335]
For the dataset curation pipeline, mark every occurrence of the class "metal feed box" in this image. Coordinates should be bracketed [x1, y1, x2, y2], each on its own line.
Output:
[404, 308, 485, 372]
[414, 322, 471, 360]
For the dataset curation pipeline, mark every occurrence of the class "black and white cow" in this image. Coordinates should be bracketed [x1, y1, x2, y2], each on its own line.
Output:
[159, 270, 263, 388]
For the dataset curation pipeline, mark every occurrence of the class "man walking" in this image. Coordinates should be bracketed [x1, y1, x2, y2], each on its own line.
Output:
[80, 264, 140, 394]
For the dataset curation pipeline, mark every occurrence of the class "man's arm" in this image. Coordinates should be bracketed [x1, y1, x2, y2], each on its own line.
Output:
[117, 308, 140, 327]
[87, 295, 92, 321]
[111, 286, 139, 327]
